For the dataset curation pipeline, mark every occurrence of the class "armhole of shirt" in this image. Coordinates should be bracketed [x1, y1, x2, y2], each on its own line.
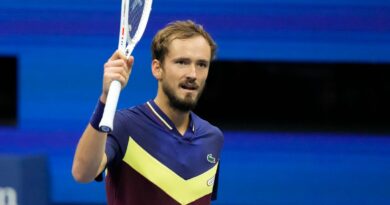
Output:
[95, 168, 106, 182]
[94, 135, 121, 182]
[211, 163, 220, 200]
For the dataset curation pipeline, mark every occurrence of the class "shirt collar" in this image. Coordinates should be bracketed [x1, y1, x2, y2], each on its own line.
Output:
[146, 100, 195, 133]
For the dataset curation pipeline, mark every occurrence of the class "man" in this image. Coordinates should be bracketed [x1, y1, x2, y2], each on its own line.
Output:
[72, 20, 224, 205]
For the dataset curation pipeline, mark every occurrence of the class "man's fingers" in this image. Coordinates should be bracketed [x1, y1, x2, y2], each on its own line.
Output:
[105, 59, 127, 68]
[103, 50, 133, 93]
[106, 53, 133, 74]
[104, 72, 127, 86]
[127, 56, 134, 70]
[109, 50, 127, 61]
[104, 66, 129, 80]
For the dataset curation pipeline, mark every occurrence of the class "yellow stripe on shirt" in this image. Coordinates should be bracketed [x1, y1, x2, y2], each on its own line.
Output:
[123, 137, 218, 205]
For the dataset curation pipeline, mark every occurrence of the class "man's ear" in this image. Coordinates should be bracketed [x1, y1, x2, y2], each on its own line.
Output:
[152, 59, 162, 80]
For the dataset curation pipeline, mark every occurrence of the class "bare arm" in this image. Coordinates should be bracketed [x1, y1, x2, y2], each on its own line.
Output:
[72, 50, 133, 183]
[72, 124, 108, 182]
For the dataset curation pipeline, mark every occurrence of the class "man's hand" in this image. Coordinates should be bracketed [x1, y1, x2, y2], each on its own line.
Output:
[100, 50, 134, 103]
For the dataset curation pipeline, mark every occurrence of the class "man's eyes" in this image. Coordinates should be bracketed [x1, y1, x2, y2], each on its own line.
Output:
[175, 60, 189, 65]
[174, 59, 209, 68]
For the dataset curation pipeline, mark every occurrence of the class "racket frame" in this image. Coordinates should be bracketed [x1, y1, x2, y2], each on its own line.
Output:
[99, 0, 152, 132]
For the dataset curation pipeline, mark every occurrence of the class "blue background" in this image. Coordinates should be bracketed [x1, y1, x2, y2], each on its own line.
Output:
[1, 0, 390, 204]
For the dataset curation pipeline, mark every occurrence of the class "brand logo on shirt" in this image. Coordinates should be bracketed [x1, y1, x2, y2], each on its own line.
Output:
[207, 154, 216, 164]
[207, 176, 215, 186]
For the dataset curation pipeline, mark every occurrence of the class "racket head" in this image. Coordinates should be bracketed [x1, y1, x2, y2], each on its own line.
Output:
[119, 0, 153, 58]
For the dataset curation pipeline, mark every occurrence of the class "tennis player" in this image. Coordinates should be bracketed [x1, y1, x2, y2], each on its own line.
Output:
[72, 20, 224, 205]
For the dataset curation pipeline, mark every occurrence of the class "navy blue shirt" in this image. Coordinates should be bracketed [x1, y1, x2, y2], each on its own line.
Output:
[103, 100, 224, 205]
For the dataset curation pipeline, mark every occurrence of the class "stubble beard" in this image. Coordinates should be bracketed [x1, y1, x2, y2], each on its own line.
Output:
[162, 81, 205, 112]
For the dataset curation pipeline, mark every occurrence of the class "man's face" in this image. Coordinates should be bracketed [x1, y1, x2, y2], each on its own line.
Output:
[159, 36, 211, 112]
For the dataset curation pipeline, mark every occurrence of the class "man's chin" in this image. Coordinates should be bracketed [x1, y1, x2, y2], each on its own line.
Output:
[171, 98, 198, 112]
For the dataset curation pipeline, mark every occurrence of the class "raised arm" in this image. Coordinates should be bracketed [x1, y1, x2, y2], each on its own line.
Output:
[72, 50, 133, 182]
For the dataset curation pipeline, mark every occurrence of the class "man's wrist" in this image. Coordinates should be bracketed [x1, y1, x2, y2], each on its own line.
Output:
[89, 99, 105, 131]
[99, 94, 107, 104]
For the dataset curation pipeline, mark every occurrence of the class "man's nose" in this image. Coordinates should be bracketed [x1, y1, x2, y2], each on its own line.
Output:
[186, 64, 197, 79]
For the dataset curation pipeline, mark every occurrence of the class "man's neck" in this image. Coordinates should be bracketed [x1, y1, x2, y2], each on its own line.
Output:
[154, 98, 190, 135]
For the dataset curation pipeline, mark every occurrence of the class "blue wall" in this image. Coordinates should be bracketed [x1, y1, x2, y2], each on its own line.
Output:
[1, 0, 390, 204]
[1, 0, 390, 128]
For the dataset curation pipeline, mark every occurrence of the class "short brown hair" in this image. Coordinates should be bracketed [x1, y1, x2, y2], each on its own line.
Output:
[151, 20, 217, 63]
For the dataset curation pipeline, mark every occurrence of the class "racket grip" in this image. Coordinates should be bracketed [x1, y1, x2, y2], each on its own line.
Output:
[99, 80, 121, 133]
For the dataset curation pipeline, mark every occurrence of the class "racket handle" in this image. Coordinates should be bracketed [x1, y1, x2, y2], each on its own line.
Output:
[99, 80, 121, 133]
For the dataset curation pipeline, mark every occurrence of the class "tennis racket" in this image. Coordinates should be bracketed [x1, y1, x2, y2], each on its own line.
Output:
[99, 0, 152, 132]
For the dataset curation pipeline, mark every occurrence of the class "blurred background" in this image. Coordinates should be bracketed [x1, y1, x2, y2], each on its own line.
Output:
[1, 0, 390, 204]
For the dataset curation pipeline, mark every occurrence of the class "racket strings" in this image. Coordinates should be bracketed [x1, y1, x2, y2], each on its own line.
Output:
[128, 0, 145, 40]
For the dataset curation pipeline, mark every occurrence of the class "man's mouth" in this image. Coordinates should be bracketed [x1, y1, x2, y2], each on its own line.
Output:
[180, 82, 198, 91]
